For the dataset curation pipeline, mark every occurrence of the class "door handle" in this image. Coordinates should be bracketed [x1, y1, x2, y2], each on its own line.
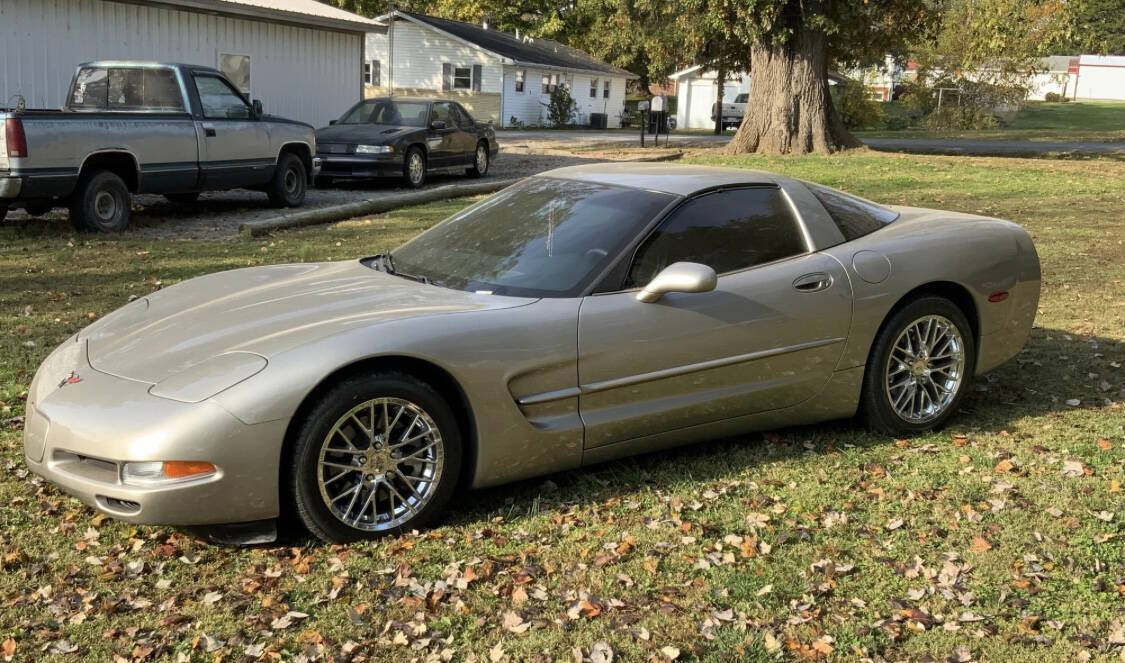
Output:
[204, 128, 217, 137]
[793, 272, 832, 292]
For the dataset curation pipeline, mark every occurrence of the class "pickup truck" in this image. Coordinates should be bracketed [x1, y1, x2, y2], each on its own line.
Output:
[711, 92, 749, 130]
[1, 61, 319, 232]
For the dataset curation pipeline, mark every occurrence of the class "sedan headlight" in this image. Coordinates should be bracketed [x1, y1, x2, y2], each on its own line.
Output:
[355, 144, 394, 155]
[149, 352, 267, 403]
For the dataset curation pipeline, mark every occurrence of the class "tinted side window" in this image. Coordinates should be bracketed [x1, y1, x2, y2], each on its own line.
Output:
[431, 102, 454, 126]
[70, 67, 108, 109]
[453, 104, 475, 128]
[193, 75, 250, 119]
[627, 187, 806, 288]
[805, 182, 898, 241]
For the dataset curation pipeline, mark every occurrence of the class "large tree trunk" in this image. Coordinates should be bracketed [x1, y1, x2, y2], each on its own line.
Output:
[727, 26, 861, 155]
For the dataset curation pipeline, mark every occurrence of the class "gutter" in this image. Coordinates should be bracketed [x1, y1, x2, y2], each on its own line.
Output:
[127, 0, 386, 34]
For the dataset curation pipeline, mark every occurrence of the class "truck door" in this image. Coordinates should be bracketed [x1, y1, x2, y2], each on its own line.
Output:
[187, 73, 273, 188]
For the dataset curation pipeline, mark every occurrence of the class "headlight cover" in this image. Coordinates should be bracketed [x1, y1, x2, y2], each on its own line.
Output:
[149, 352, 267, 403]
[355, 144, 393, 155]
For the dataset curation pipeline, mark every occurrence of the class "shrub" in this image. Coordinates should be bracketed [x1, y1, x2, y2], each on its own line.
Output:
[547, 84, 577, 127]
[1044, 91, 1062, 102]
[896, 79, 936, 118]
[835, 80, 886, 129]
[921, 105, 999, 130]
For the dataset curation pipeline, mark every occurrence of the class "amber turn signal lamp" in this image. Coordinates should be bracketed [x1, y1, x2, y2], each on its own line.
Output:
[162, 461, 217, 479]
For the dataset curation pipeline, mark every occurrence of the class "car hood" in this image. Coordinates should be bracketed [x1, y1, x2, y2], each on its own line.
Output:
[82, 260, 533, 383]
[315, 123, 420, 144]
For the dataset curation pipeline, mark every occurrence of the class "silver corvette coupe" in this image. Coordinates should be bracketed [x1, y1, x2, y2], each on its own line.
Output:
[24, 164, 1039, 543]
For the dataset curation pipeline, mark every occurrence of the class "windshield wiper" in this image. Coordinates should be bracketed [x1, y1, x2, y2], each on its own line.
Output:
[376, 253, 433, 285]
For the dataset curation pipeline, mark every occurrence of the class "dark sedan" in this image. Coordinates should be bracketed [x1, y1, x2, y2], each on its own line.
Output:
[315, 98, 498, 189]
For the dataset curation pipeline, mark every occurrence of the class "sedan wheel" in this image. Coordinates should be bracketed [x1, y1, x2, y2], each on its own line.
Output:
[403, 148, 426, 189]
[861, 296, 975, 435]
[467, 142, 489, 178]
[290, 372, 461, 542]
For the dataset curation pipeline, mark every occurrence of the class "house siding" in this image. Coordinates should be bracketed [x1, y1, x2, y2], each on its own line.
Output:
[0, 0, 362, 128]
[365, 22, 504, 123]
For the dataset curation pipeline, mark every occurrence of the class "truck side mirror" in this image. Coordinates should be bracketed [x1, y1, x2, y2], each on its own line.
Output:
[329, 119, 338, 125]
[252, 99, 264, 119]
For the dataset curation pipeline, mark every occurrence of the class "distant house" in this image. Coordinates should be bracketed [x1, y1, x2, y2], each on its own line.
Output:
[0, 0, 379, 128]
[667, 66, 751, 130]
[365, 11, 636, 128]
[1074, 55, 1125, 100]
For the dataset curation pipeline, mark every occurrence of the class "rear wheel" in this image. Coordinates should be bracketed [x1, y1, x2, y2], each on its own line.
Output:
[164, 192, 200, 205]
[861, 296, 975, 435]
[288, 372, 462, 543]
[466, 141, 489, 177]
[403, 147, 426, 189]
[267, 152, 307, 208]
[69, 170, 131, 232]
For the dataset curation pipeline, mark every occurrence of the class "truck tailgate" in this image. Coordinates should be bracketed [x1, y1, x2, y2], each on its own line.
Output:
[0, 120, 7, 171]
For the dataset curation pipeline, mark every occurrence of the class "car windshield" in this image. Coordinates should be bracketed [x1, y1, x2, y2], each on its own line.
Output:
[389, 177, 675, 297]
[339, 100, 429, 127]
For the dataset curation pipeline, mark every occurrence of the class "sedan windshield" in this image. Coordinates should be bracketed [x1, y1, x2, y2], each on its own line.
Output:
[339, 100, 429, 127]
[390, 177, 675, 297]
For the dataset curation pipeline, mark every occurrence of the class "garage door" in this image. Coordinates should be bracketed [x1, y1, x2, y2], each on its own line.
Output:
[686, 80, 716, 129]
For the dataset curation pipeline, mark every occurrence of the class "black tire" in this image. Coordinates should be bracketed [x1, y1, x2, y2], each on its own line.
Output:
[402, 147, 426, 189]
[267, 152, 307, 208]
[861, 296, 976, 435]
[288, 372, 462, 543]
[0, 206, 7, 223]
[466, 141, 489, 178]
[69, 170, 131, 233]
[164, 192, 200, 205]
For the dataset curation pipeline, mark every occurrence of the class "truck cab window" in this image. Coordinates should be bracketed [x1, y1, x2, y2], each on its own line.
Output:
[193, 75, 251, 119]
[70, 68, 109, 109]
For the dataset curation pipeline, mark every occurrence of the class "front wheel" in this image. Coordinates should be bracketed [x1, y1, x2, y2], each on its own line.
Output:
[267, 153, 307, 208]
[69, 170, 131, 232]
[860, 296, 976, 435]
[288, 372, 462, 543]
[402, 147, 426, 189]
[466, 142, 489, 178]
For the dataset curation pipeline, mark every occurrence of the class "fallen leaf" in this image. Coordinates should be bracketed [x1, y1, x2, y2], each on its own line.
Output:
[970, 536, 993, 553]
[885, 518, 904, 531]
[590, 641, 614, 663]
[660, 646, 681, 660]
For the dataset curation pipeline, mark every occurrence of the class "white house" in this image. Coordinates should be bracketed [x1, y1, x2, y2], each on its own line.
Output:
[366, 11, 636, 128]
[0, 0, 379, 128]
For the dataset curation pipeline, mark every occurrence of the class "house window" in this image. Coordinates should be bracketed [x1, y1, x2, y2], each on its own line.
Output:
[218, 53, 251, 94]
[603, 79, 611, 98]
[515, 69, 525, 93]
[590, 78, 598, 98]
[542, 73, 558, 94]
[364, 60, 381, 86]
[454, 66, 472, 89]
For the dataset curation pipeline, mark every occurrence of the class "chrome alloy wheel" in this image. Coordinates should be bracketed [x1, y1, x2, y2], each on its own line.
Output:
[408, 152, 425, 184]
[316, 398, 444, 531]
[884, 314, 966, 424]
[475, 145, 488, 172]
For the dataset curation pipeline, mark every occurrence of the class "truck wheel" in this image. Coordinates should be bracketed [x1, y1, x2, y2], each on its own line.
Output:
[70, 170, 131, 233]
[164, 192, 200, 205]
[267, 153, 307, 208]
[0, 207, 7, 223]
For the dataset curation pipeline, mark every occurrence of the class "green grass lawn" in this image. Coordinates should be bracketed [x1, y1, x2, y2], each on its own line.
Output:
[1, 152, 1124, 662]
[856, 100, 1125, 142]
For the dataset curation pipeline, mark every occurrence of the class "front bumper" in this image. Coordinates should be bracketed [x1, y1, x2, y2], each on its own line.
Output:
[310, 157, 322, 180]
[316, 153, 404, 179]
[23, 339, 288, 526]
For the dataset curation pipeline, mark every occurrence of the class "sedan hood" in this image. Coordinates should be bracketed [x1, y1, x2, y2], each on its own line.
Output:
[315, 123, 419, 144]
[83, 260, 532, 383]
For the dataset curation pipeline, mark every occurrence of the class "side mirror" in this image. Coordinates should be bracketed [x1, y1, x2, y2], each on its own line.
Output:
[329, 119, 338, 125]
[252, 99, 264, 119]
[430, 120, 447, 130]
[636, 262, 717, 303]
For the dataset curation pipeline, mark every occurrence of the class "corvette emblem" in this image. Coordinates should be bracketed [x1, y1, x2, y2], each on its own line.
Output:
[58, 371, 82, 388]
